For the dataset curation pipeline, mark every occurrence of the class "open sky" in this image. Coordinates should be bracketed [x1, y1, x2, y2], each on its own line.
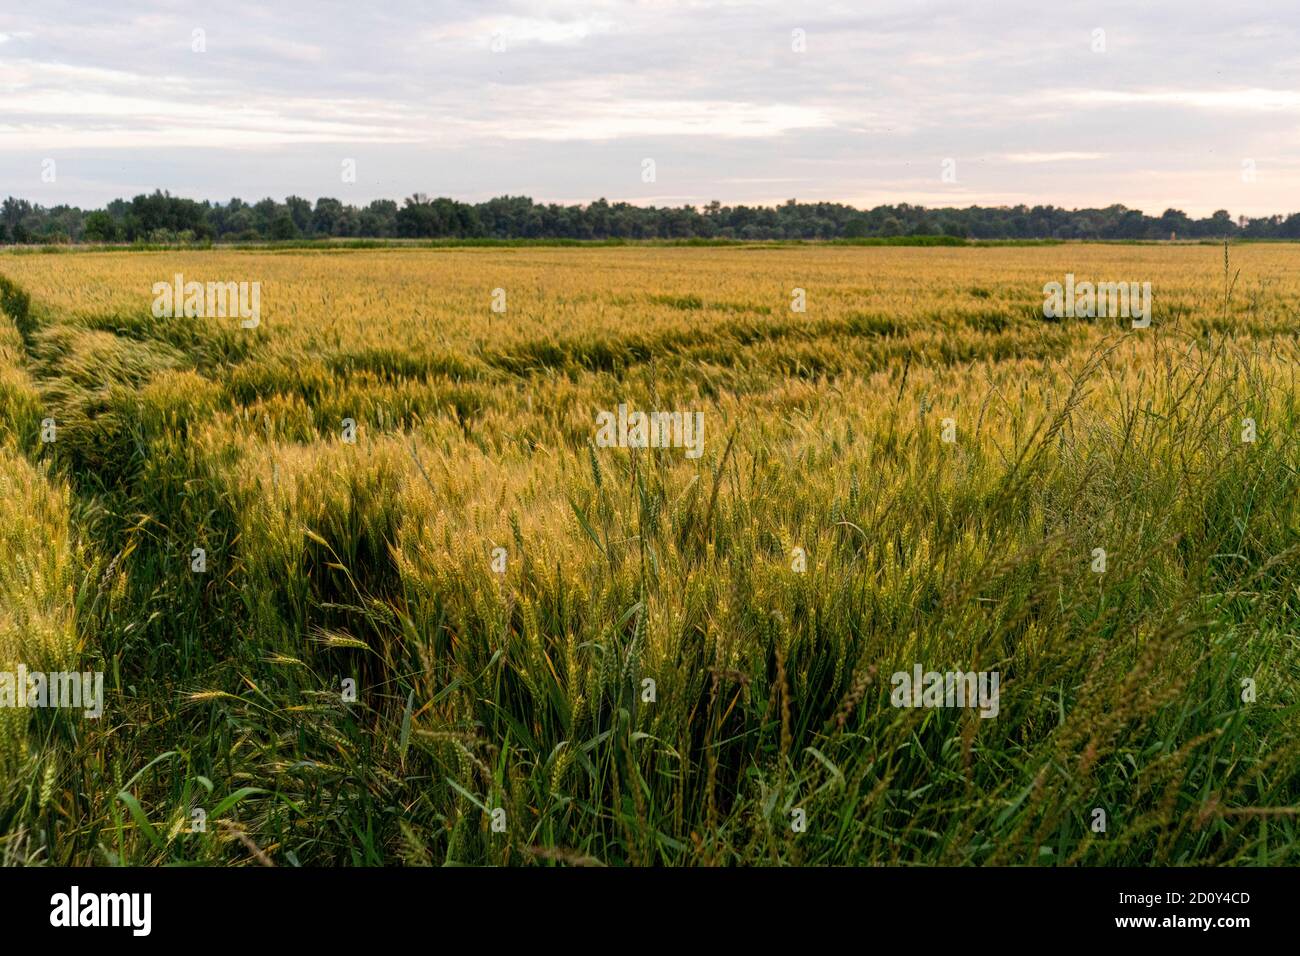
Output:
[2, 0, 1298, 216]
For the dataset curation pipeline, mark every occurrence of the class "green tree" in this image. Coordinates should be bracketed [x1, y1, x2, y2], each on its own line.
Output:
[270, 212, 300, 240]
[83, 211, 120, 242]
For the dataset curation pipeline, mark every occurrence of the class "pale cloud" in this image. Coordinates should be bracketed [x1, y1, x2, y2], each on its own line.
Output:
[421, 15, 618, 48]
[487, 98, 836, 140]
[243, 36, 326, 63]
[1061, 89, 1300, 112]
[1003, 152, 1110, 163]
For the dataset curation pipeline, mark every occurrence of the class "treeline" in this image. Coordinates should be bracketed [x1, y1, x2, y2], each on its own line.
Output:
[2, 191, 1298, 243]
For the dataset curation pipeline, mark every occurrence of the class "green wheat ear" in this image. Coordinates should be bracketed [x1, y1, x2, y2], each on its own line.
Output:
[38, 754, 57, 813]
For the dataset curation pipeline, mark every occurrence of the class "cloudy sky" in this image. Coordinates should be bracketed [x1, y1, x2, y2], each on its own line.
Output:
[2, 0, 1298, 216]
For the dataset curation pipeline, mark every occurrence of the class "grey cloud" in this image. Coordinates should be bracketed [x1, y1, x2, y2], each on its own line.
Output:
[1, 0, 1298, 214]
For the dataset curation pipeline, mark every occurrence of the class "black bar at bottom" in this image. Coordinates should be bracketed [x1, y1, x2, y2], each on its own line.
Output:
[0, 866, 1274, 942]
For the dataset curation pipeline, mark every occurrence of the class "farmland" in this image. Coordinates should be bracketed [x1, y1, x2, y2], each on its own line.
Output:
[0, 243, 1297, 865]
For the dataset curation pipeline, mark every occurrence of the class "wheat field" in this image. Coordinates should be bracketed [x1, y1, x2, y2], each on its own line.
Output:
[0, 242, 1297, 866]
